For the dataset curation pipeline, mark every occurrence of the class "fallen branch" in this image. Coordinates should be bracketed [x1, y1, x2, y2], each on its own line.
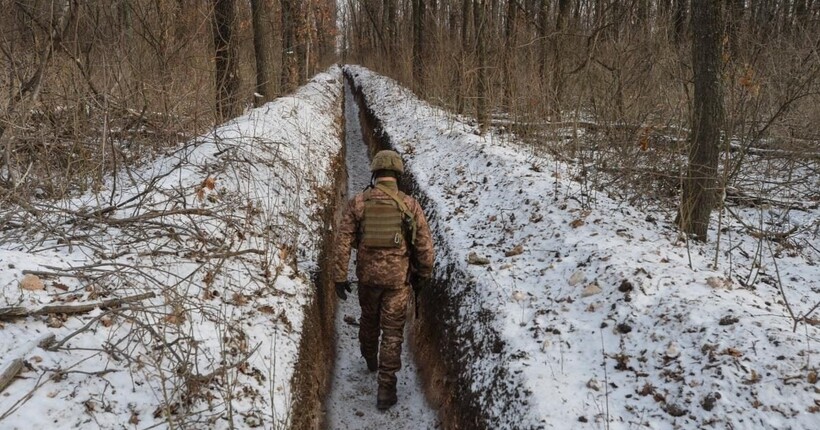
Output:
[0, 359, 23, 395]
[0, 334, 54, 395]
[0, 292, 156, 320]
[725, 187, 817, 212]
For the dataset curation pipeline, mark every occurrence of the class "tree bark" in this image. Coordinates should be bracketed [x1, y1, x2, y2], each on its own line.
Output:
[680, 0, 724, 241]
[413, 0, 426, 92]
[476, 0, 488, 133]
[281, 0, 300, 93]
[455, 0, 471, 114]
[672, 0, 687, 44]
[503, 0, 517, 109]
[538, 0, 549, 91]
[251, 0, 276, 105]
[726, 0, 745, 60]
[551, 0, 570, 119]
[212, 0, 240, 121]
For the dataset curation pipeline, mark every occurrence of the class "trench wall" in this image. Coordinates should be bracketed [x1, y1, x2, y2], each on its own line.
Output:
[346, 72, 504, 430]
[288, 86, 347, 430]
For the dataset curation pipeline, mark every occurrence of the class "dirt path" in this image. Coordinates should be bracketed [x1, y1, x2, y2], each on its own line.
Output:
[323, 83, 439, 429]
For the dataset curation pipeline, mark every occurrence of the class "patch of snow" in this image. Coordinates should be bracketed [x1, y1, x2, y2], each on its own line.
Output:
[0, 67, 344, 429]
[346, 65, 819, 430]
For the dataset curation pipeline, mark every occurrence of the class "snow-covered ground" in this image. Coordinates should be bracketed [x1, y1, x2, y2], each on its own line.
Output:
[0, 67, 344, 429]
[346, 65, 819, 430]
[324, 82, 439, 429]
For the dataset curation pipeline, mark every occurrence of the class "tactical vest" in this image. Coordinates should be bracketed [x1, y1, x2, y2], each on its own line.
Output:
[361, 184, 417, 249]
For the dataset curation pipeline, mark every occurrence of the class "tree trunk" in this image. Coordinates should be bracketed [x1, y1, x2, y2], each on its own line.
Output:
[476, 0, 488, 133]
[538, 0, 548, 91]
[726, 0, 744, 60]
[680, 0, 724, 241]
[383, 0, 396, 62]
[455, 0, 471, 114]
[413, 0, 426, 92]
[213, 0, 240, 121]
[672, 0, 687, 44]
[281, 0, 300, 93]
[503, 0, 517, 109]
[551, 0, 570, 119]
[251, 0, 276, 105]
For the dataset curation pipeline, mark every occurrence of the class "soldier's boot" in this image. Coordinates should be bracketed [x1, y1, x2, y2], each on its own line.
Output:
[376, 384, 397, 410]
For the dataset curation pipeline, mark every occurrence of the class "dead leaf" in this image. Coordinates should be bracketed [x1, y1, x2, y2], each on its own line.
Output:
[46, 315, 64, 328]
[164, 306, 186, 325]
[744, 369, 761, 385]
[30, 355, 43, 363]
[504, 244, 524, 257]
[257, 305, 275, 314]
[20, 274, 44, 291]
[570, 218, 585, 228]
[467, 251, 490, 265]
[203, 177, 216, 190]
[100, 315, 114, 327]
[721, 347, 743, 358]
[638, 127, 651, 151]
[129, 412, 140, 425]
[164, 314, 182, 325]
[232, 293, 248, 306]
[52, 282, 69, 292]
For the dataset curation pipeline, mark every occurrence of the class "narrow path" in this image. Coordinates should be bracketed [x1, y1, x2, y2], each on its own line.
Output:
[323, 83, 439, 429]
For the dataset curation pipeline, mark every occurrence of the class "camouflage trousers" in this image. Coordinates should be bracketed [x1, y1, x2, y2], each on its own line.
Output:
[358, 284, 411, 391]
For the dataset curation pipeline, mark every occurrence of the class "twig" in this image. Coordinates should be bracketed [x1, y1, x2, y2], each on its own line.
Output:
[600, 330, 610, 430]
[0, 292, 156, 320]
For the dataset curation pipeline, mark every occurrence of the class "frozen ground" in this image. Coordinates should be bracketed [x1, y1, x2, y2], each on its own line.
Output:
[0, 68, 344, 429]
[324, 82, 439, 429]
[347, 65, 819, 430]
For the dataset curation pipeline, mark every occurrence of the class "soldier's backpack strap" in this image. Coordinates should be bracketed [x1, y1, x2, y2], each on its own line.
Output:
[374, 183, 417, 246]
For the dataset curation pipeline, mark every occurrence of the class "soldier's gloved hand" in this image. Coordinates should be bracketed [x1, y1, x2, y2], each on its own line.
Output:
[335, 281, 352, 300]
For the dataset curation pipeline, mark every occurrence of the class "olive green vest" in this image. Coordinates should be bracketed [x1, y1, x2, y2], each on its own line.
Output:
[361, 183, 416, 248]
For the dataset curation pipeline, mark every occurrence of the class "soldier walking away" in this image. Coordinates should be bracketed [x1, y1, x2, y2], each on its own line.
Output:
[333, 150, 435, 410]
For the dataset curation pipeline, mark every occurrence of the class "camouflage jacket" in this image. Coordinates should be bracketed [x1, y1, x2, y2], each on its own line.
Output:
[333, 180, 434, 288]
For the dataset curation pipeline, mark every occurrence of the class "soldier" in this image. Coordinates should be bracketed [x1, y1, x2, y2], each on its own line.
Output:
[333, 149, 435, 410]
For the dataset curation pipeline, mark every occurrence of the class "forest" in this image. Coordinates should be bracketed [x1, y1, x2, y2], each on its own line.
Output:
[0, 2, 818, 429]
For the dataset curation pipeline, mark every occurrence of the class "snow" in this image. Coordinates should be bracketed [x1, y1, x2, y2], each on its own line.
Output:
[346, 65, 819, 430]
[0, 67, 344, 429]
[324, 82, 439, 428]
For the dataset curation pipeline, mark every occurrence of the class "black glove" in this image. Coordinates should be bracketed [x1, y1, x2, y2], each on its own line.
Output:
[410, 274, 430, 294]
[335, 281, 352, 300]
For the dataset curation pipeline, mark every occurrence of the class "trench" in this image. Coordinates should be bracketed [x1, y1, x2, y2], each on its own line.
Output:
[343, 71, 500, 430]
[322, 81, 440, 429]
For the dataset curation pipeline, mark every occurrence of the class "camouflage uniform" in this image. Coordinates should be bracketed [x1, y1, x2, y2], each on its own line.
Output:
[333, 179, 435, 398]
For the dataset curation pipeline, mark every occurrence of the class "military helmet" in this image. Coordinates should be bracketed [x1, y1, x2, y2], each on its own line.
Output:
[370, 150, 404, 174]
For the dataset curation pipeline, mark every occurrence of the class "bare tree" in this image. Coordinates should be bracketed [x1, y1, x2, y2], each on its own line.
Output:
[251, 0, 276, 105]
[213, 0, 240, 121]
[413, 0, 427, 91]
[281, 0, 300, 93]
[679, 0, 724, 241]
[476, 0, 488, 132]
